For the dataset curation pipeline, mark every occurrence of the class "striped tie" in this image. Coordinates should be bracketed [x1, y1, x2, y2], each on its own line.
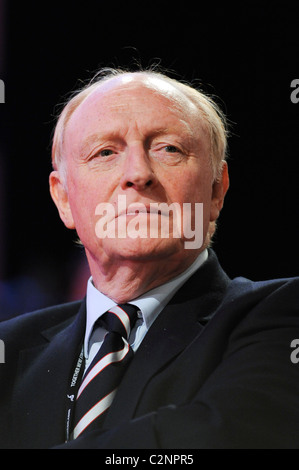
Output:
[72, 304, 138, 439]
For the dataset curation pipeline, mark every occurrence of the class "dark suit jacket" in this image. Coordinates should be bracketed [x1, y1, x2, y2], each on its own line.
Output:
[0, 250, 299, 449]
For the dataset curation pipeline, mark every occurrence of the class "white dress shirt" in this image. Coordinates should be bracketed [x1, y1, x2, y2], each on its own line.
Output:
[84, 249, 208, 371]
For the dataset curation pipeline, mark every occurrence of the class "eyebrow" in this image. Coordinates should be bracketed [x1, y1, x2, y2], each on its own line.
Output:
[79, 124, 195, 157]
[79, 132, 119, 156]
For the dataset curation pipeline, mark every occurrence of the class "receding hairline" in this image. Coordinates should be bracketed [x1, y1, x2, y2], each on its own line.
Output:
[51, 69, 228, 179]
[61, 71, 207, 131]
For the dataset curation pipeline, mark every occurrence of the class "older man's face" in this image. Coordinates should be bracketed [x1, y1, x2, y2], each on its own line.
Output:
[50, 76, 227, 276]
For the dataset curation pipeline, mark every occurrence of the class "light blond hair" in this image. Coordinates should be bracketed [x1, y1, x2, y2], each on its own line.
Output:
[51, 68, 228, 181]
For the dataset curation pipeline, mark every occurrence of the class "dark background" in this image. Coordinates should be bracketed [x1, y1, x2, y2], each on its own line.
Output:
[0, 2, 298, 319]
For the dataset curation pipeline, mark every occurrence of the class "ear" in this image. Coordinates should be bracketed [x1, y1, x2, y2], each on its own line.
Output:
[210, 161, 229, 222]
[49, 170, 76, 229]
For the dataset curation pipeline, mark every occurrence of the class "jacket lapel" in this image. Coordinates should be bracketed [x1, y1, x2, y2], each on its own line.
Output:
[12, 301, 86, 448]
[104, 250, 230, 428]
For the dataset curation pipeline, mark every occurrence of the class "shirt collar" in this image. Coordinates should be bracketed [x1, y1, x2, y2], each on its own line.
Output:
[84, 249, 208, 353]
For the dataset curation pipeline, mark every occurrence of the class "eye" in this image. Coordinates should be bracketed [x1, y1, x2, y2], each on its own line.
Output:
[164, 145, 180, 153]
[99, 149, 114, 157]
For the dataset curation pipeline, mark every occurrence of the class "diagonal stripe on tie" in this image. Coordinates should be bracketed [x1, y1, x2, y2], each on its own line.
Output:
[77, 342, 130, 399]
[72, 304, 138, 439]
[73, 389, 117, 439]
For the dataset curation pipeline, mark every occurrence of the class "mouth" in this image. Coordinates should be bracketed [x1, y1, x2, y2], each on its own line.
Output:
[118, 205, 148, 217]
[117, 203, 167, 218]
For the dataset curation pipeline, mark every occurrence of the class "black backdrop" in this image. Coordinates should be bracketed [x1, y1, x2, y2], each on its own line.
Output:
[0, 2, 298, 317]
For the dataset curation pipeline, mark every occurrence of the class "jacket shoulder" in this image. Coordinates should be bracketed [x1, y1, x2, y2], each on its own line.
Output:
[218, 275, 299, 332]
[0, 300, 84, 346]
[228, 274, 299, 302]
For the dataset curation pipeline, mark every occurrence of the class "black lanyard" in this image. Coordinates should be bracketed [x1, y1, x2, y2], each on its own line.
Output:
[65, 347, 85, 442]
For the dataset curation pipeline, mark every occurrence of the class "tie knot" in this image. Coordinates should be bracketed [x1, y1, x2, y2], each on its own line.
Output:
[102, 304, 138, 340]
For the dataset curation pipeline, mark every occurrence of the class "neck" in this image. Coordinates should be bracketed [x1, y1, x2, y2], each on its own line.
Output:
[86, 250, 201, 303]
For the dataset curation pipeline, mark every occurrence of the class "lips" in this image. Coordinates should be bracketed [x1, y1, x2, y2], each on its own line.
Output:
[118, 204, 149, 217]
[117, 203, 168, 218]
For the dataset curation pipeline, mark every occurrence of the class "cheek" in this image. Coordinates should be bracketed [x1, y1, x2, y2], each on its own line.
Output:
[172, 168, 213, 230]
[67, 168, 103, 207]
[66, 178, 101, 235]
[170, 166, 212, 204]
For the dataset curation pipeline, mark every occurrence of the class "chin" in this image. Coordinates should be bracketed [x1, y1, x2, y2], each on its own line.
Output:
[104, 236, 183, 261]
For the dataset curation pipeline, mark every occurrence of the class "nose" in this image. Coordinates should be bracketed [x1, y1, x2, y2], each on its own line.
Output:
[120, 144, 157, 191]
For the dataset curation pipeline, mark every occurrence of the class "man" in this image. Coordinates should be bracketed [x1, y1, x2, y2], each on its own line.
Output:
[0, 68, 298, 449]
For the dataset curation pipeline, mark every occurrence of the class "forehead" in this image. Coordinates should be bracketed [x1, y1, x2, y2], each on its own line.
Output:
[64, 75, 207, 145]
